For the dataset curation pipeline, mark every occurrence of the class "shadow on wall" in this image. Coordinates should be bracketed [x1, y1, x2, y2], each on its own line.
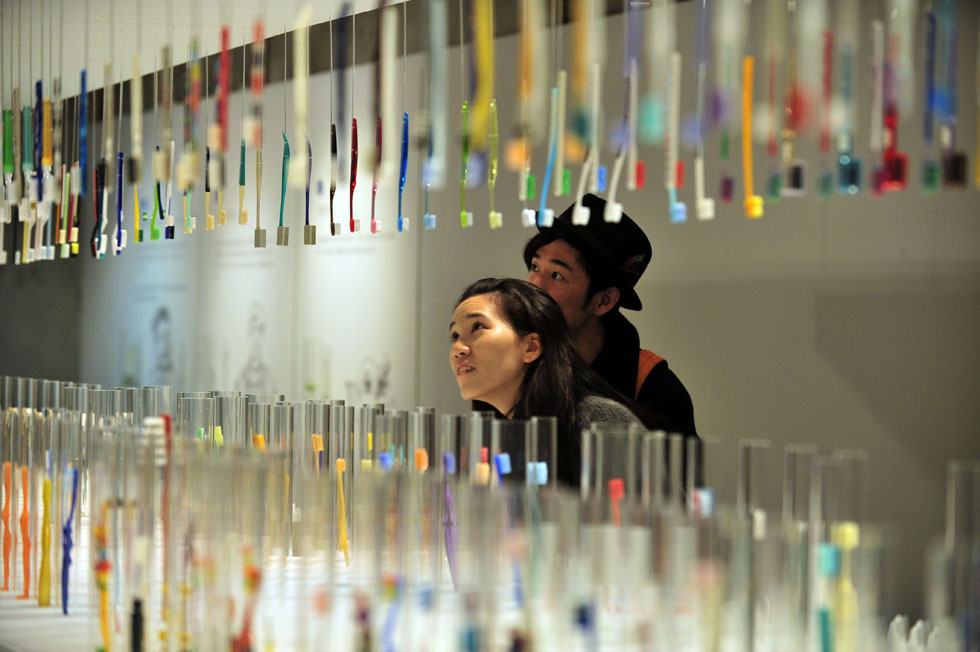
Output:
[813, 289, 980, 481]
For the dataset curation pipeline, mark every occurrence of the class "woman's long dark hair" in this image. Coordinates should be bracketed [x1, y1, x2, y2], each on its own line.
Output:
[457, 278, 657, 483]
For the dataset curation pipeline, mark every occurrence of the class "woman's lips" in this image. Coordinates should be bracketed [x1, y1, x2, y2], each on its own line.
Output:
[456, 363, 475, 376]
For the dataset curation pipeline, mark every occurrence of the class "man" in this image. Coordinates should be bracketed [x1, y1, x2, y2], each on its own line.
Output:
[524, 193, 697, 438]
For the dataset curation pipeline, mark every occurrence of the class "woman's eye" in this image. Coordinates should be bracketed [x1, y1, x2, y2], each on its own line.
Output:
[450, 331, 459, 342]
[471, 322, 485, 332]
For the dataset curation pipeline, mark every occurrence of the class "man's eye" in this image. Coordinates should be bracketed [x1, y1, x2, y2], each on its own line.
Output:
[530, 263, 539, 272]
[551, 271, 564, 281]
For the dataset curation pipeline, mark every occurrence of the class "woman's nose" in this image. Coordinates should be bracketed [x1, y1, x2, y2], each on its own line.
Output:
[452, 339, 469, 357]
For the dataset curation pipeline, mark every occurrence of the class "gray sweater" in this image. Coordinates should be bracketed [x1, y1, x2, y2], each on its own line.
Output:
[574, 394, 643, 432]
[556, 394, 643, 486]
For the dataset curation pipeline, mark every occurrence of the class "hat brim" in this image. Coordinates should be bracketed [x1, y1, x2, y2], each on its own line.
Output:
[538, 219, 643, 311]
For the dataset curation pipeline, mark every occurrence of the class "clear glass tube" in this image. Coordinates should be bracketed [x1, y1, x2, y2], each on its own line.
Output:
[177, 396, 216, 445]
[1, 375, 12, 409]
[529, 416, 557, 490]
[467, 411, 494, 482]
[581, 422, 642, 525]
[642, 430, 666, 511]
[736, 438, 771, 525]
[410, 407, 437, 474]
[944, 459, 980, 646]
[438, 414, 466, 480]
[783, 444, 818, 526]
[247, 401, 274, 451]
[41, 380, 64, 411]
[212, 391, 245, 448]
[489, 419, 529, 486]
[305, 399, 331, 474]
[140, 385, 173, 420]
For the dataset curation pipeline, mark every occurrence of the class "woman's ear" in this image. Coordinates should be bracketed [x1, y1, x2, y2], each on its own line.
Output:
[522, 333, 543, 363]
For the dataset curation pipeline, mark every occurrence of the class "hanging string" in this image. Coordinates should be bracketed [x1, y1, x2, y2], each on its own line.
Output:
[402, 0, 407, 113]
[459, 0, 465, 100]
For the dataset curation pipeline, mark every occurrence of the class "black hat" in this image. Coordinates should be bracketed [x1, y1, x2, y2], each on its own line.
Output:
[526, 194, 651, 311]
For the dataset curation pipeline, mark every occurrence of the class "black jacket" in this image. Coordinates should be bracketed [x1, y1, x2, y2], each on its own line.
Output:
[591, 311, 698, 439]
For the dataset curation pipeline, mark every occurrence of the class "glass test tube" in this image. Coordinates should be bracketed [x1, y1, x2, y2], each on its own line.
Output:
[467, 412, 494, 483]
[140, 385, 173, 420]
[177, 396, 216, 445]
[247, 400, 274, 451]
[581, 422, 642, 524]
[489, 418, 529, 486]
[212, 391, 245, 447]
[528, 416, 557, 490]
[305, 399, 331, 474]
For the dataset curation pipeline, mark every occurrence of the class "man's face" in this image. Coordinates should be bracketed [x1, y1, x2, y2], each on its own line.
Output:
[527, 239, 598, 335]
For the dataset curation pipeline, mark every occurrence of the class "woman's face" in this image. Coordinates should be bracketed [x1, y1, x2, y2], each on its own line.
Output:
[449, 293, 540, 415]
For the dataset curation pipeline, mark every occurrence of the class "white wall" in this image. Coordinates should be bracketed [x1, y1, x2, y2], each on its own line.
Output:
[65, 0, 980, 620]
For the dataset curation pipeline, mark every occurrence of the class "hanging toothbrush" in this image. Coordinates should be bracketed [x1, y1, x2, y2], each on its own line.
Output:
[248, 19, 267, 247]
[238, 35, 248, 225]
[350, 11, 360, 233]
[605, 60, 631, 225]
[922, 6, 939, 192]
[69, 73, 82, 254]
[870, 19, 886, 194]
[277, 129, 290, 245]
[881, 0, 915, 193]
[19, 18, 37, 265]
[836, 0, 862, 195]
[937, 0, 967, 188]
[370, 117, 381, 234]
[715, 0, 745, 203]
[213, 25, 230, 226]
[606, 0, 642, 224]
[41, 83, 55, 260]
[666, 52, 687, 223]
[624, 0, 644, 194]
[818, 29, 834, 197]
[304, 137, 313, 243]
[488, 99, 501, 228]
[51, 1, 65, 257]
[277, 29, 291, 247]
[570, 64, 600, 226]
[1, 6, 9, 265]
[537, 85, 558, 227]
[130, 0, 144, 242]
[290, 7, 313, 191]
[1, 6, 12, 265]
[764, 0, 785, 202]
[328, 14, 341, 236]
[205, 47, 215, 231]
[641, 0, 674, 145]
[375, 0, 399, 235]
[458, 0, 473, 229]
[780, 0, 807, 197]
[693, 0, 714, 219]
[113, 87, 128, 256]
[742, 56, 764, 218]
[179, 30, 202, 234]
[12, 2, 24, 265]
[291, 6, 315, 243]
[469, 0, 495, 190]
[162, 27, 177, 239]
[423, 0, 448, 230]
[507, 0, 546, 225]
[397, 2, 410, 232]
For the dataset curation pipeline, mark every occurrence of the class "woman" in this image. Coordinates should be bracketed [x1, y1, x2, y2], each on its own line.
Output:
[449, 278, 649, 486]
